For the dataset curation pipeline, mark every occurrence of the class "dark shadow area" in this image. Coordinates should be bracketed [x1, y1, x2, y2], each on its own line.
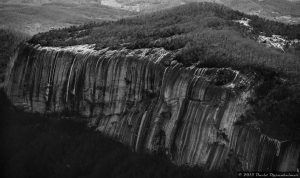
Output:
[0, 28, 29, 83]
[0, 89, 230, 178]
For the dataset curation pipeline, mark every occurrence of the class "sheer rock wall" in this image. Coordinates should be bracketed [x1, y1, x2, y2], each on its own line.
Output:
[5, 43, 299, 171]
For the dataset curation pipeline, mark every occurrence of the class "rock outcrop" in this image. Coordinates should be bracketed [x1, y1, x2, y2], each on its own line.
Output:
[5, 43, 300, 172]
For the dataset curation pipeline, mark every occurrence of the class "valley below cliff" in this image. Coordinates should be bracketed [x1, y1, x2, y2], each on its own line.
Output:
[1, 88, 228, 178]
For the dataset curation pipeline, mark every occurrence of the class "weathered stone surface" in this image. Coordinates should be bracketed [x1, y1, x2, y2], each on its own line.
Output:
[5, 43, 300, 171]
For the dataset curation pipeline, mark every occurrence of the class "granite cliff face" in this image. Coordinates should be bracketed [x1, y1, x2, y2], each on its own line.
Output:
[5, 43, 300, 172]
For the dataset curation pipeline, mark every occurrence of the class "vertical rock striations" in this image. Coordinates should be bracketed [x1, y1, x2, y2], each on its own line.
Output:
[5, 43, 300, 172]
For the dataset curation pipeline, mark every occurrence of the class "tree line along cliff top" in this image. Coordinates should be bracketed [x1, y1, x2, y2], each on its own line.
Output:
[29, 2, 300, 73]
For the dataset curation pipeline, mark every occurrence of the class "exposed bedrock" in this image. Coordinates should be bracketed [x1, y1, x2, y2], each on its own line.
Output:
[5, 43, 300, 172]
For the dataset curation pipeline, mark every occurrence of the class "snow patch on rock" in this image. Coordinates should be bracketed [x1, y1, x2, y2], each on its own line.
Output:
[40, 44, 97, 53]
[258, 35, 299, 51]
[233, 18, 299, 51]
[233, 18, 252, 29]
[101, 0, 141, 12]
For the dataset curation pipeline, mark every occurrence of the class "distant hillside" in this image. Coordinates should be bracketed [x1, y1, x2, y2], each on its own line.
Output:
[0, 0, 101, 5]
[103, 0, 300, 24]
[2, 0, 299, 24]
[226, 0, 300, 24]
[0, 2, 134, 35]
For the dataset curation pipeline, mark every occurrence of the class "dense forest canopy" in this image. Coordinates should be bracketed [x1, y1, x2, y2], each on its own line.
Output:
[29, 3, 300, 72]
[22, 2, 300, 142]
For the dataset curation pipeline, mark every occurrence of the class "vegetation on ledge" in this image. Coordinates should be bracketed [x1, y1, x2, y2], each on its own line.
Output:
[236, 68, 300, 141]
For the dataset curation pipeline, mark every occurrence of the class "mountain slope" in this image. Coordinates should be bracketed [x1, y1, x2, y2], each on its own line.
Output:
[2, 0, 299, 25]
[0, 0, 101, 4]
[226, 0, 300, 23]
[0, 2, 134, 35]
[107, 0, 300, 23]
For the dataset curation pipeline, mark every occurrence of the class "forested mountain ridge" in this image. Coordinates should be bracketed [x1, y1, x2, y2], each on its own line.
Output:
[30, 2, 300, 70]
[25, 2, 300, 143]
[4, 2, 300, 174]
